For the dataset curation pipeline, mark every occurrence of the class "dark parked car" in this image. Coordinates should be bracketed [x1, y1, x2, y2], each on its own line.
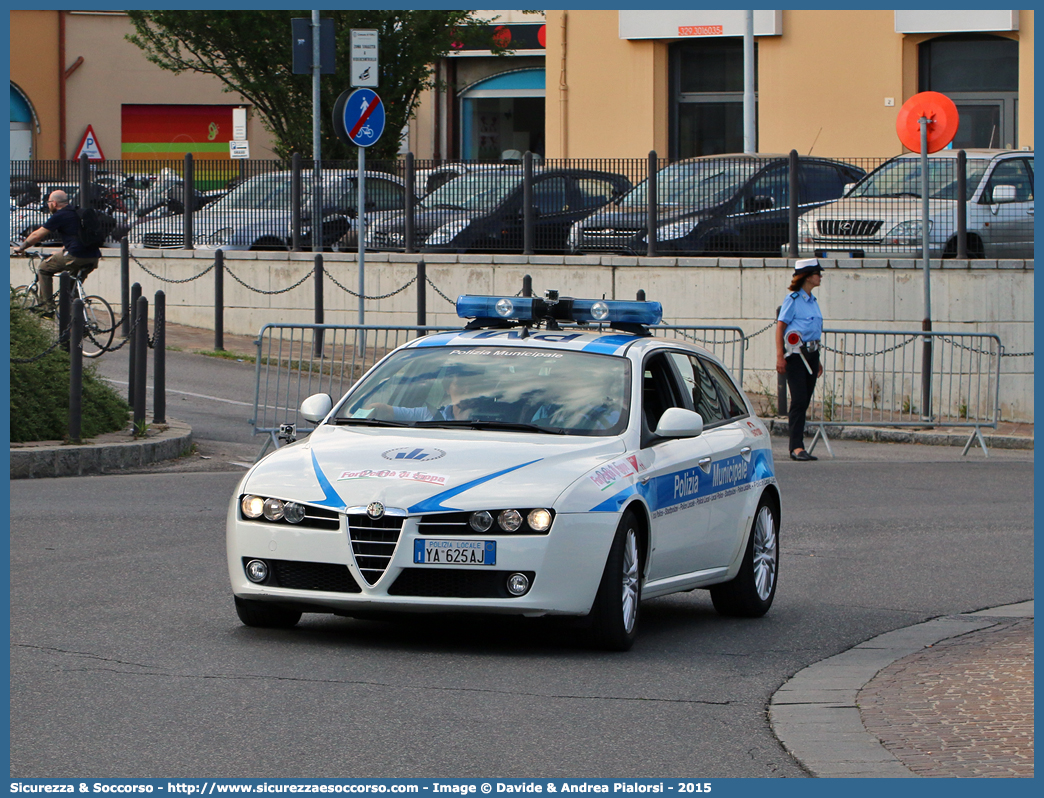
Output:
[366, 166, 632, 253]
[567, 154, 866, 257]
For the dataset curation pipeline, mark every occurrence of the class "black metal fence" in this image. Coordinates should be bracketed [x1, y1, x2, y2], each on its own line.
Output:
[10, 150, 1033, 259]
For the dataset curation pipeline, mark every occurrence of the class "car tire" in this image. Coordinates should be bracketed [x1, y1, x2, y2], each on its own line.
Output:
[710, 495, 779, 618]
[588, 510, 643, 651]
[234, 596, 302, 629]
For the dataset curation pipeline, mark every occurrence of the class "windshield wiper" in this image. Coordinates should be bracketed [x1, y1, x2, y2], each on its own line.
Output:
[331, 417, 409, 427]
[414, 419, 566, 434]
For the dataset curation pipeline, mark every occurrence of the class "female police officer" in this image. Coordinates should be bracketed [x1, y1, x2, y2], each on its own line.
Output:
[775, 258, 824, 461]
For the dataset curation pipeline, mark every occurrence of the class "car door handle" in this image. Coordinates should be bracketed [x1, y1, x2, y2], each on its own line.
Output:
[698, 456, 712, 472]
[740, 446, 752, 459]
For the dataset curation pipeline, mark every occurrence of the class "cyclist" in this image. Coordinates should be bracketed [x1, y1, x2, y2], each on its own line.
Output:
[13, 189, 101, 313]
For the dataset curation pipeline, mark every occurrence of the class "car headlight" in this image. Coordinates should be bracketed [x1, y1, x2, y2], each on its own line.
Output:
[654, 220, 697, 242]
[425, 219, 469, 246]
[798, 217, 814, 240]
[240, 494, 307, 524]
[466, 508, 555, 534]
[205, 227, 233, 247]
[885, 220, 932, 245]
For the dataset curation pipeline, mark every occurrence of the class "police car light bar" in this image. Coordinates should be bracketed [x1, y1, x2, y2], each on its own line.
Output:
[456, 295, 662, 327]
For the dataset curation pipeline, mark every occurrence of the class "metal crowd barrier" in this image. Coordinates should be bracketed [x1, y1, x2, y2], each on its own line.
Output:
[251, 322, 747, 458]
[806, 329, 1003, 457]
[251, 323, 455, 457]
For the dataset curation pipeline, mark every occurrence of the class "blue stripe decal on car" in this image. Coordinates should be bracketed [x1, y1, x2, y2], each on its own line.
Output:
[411, 332, 464, 348]
[407, 459, 542, 514]
[310, 450, 347, 510]
[589, 450, 775, 513]
[581, 335, 634, 354]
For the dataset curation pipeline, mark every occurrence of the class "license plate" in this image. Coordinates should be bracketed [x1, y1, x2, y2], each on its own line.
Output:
[816, 248, 864, 259]
[414, 539, 496, 566]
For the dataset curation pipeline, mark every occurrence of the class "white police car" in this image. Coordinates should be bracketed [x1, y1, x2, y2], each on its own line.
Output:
[226, 294, 780, 650]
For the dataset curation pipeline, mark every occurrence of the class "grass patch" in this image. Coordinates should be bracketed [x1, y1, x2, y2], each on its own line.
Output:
[10, 295, 129, 442]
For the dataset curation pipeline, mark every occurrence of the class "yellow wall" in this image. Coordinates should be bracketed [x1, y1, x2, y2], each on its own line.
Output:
[544, 9, 1034, 159]
[10, 10, 61, 159]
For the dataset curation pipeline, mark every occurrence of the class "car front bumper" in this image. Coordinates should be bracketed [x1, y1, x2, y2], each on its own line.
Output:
[226, 506, 618, 617]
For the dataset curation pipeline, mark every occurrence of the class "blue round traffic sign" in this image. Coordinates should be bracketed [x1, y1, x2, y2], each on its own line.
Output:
[335, 88, 385, 148]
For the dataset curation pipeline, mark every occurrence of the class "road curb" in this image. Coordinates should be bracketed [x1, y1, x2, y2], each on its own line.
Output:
[766, 419, 1032, 450]
[768, 600, 1034, 778]
[10, 419, 194, 479]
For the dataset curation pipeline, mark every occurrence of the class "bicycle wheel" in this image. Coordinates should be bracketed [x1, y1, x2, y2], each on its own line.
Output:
[81, 295, 116, 357]
[12, 284, 40, 311]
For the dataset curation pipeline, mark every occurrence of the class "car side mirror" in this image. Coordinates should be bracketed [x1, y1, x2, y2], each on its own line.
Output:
[991, 184, 1017, 204]
[300, 393, 333, 423]
[654, 407, 704, 438]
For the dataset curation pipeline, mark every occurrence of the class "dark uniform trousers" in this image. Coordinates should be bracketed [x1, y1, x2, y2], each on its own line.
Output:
[786, 348, 820, 452]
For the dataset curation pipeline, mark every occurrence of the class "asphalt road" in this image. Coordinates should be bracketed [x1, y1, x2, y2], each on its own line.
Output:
[11, 350, 1035, 778]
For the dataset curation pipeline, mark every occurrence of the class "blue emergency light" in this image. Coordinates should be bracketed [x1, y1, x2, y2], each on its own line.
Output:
[456, 293, 663, 329]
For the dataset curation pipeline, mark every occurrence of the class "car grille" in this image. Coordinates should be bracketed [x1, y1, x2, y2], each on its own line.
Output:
[816, 220, 883, 237]
[417, 512, 552, 536]
[348, 513, 404, 585]
[387, 568, 536, 598]
[244, 557, 362, 593]
[140, 232, 185, 249]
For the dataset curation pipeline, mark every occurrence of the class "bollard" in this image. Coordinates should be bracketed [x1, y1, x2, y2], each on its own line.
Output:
[522, 274, 532, 297]
[120, 238, 130, 337]
[646, 151, 658, 257]
[214, 249, 224, 351]
[404, 152, 416, 254]
[58, 272, 72, 351]
[154, 290, 166, 424]
[416, 260, 427, 326]
[69, 298, 84, 443]
[523, 152, 534, 255]
[133, 295, 148, 432]
[775, 305, 788, 416]
[313, 254, 325, 357]
[128, 282, 142, 405]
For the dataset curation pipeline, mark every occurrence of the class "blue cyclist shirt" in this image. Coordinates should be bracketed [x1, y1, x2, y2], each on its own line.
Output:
[778, 289, 823, 343]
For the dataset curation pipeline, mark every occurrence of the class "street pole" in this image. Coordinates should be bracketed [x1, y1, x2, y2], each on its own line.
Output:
[312, 10, 322, 253]
[743, 11, 755, 154]
[358, 144, 366, 326]
[919, 116, 933, 424]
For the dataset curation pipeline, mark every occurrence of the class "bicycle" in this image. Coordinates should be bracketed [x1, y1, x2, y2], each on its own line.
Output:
[11, 250, 117, 357]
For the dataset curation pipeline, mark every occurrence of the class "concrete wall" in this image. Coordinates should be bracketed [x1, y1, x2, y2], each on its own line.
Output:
[17, 250, 1031, 422]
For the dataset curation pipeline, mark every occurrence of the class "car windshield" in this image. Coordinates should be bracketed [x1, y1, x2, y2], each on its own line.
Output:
[333, 345, 631, 436]
[419, 171, 522, 213]
[616, 160, 762, 211]
[849, 158, 990, 201]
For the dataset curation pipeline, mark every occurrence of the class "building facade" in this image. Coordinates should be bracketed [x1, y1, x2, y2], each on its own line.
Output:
[541, 9, 1033, 159]
[10, 10, 1034, 165]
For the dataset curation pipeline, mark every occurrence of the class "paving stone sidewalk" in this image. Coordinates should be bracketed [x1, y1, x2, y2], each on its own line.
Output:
[859, 616, 1034, 777]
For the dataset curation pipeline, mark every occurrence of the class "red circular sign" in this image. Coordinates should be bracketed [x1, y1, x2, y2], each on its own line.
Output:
[492, 26, 512, 48]
[896, 91, 960, 153]
[537, 25, 546, 48]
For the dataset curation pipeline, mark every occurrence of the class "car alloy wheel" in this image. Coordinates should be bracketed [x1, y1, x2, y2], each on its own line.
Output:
[752, 505, 778, 601]
[620, 527, 640, 633]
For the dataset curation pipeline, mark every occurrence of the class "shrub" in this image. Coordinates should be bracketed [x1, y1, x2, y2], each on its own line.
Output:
[9, 296, 129, 442]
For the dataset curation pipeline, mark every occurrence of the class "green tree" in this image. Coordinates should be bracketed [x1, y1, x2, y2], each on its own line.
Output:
[126, 10, 503, 160]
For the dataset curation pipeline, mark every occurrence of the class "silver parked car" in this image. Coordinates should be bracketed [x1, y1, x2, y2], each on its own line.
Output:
[127, 170, 417, 251]
[794, 149, 1034, 259]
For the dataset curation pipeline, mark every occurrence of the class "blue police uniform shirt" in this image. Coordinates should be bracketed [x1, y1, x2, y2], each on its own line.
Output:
[778, 289, 823, 343]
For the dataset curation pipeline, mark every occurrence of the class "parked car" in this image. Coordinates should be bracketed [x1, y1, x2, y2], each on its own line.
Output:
[793, 149, 1034, 259]
[415, 159, 544, 196]
[567, 154, 865, 257]
[366, 166, 632, 253]
[226, 293, 780, 650]
[127, 170, 418, 251]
